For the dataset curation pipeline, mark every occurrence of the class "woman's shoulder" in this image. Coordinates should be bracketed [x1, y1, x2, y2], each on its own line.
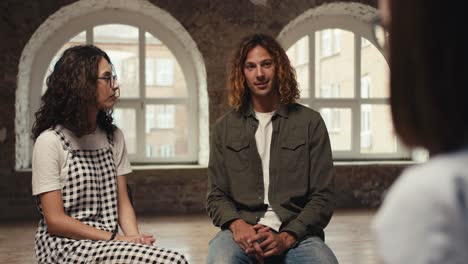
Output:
[33, 129, 64, 162]
[35, 129, 62, 146]
[401, 150, 468, 190]
[379, 150, 468, 218]
[112, 127, 125, 143]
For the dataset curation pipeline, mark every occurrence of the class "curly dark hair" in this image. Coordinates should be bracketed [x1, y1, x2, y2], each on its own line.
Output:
[228, 33, 300, 111]
[32, 45, 116, 141]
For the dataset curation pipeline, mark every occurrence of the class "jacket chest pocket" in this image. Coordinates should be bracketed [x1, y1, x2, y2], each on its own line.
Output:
[225, 139, 250, 172]
[281, 139, 306, 172]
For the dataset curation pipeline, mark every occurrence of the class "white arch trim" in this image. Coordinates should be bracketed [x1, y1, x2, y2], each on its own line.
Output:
[16, 0, 208, 169]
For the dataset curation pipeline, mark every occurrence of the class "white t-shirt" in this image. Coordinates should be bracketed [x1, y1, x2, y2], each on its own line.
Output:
[254, 111, 282, 232]
[373, 149, 468, 264]
[32, 125, 132, 196]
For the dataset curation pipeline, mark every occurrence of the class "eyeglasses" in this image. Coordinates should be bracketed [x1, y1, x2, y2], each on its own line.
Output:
[370, 15, 389, 51]
[97, 75, 120, 98]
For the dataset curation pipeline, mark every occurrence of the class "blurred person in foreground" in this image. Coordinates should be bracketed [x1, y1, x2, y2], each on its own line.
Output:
[374, 0, 468, 263]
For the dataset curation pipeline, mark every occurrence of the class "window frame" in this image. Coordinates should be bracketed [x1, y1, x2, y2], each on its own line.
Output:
[27, 11, 201, 165]
[278, 8, 409, 160]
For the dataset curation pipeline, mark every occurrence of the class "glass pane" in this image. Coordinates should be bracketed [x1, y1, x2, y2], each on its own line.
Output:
[145, 32, 188, 98]
[320, 108, 351, 151]
[146, 104, 189, 158]
[113, 108, 137, 154]
[315, 29, 354, 98]
[360, 104, 397, 153]
[286, 35, 309, 98]
[361, 37, 389, 98]
[42, 31, 86, 94]
[94, 24, 139, 98]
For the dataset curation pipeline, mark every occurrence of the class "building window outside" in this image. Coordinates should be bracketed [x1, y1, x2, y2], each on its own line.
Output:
[158, 144, 175, 158]
[146, 58, 155, 86]
[146, 57, 174, 87]
[321, 30, 331, 57]
[320, 83, 341, 133]
[321, 83, 341, 98]
[146, 144, 153, 157]
[361, 74, 371, 98]
[321, 29, 341, 58]
[333, 29, 341, 53]
[121, 57, 138, 83]
[361, 104, 372, 149]
[155, 105, 175, 129]
[156, 58, 174, 86]
[321, 108, 341, 133]
[360, 75, 372, 149]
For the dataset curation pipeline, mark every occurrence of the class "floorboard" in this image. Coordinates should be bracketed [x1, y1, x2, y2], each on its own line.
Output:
[0, 209, 381, 263]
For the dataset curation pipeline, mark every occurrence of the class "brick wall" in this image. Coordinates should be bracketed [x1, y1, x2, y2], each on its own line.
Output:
[2, 163, 406, 220]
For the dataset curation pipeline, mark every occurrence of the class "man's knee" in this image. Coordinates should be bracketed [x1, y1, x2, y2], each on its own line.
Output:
[285, 236, 338, 264]
[207, 231, 254, 264]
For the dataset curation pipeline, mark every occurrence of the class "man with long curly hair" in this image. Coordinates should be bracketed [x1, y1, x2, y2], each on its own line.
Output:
[206, 33, 338, 263]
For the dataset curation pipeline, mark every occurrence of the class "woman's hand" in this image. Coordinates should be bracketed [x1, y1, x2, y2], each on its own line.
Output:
[115, 234, 156, 246]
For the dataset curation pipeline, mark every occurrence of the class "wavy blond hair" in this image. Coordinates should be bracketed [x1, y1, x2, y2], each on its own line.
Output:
[228, 33, 299, 111]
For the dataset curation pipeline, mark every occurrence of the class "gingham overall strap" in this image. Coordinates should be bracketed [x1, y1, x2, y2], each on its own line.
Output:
[105, 129, 117, 234]
[52, 127, 75, 154]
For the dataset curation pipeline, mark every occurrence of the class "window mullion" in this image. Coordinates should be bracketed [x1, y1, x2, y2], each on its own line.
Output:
[353, 33, 362, 157]
[309, 32, 316, 100]
[360, 98, 388, 104]
[140, 29, 146, 99]
[351, 101, 360, 158]
[87, 27, 93, 45]
[137, 28, 146, 161]
[355, 35, 361, 100]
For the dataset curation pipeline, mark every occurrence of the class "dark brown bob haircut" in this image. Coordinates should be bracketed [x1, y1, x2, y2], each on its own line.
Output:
[389, 0, 468, 155]
[228, 33, 299, 111]
[32, 45, 116, 140]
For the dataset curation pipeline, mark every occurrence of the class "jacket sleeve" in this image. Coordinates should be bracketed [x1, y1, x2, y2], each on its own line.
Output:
[281, 116, 335, 241]
[206, 120, 241, 228]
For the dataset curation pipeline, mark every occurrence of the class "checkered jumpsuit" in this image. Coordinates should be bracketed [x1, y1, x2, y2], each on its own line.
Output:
[34, 128, 187, 264]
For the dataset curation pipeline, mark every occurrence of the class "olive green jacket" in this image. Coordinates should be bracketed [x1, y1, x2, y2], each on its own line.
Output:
[206, 103, 335, 241]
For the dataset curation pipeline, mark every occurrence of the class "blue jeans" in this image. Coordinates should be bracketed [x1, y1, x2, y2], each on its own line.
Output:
[207, 230, 339, 264]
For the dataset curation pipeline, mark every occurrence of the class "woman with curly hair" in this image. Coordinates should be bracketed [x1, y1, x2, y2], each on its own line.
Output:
[31, 45, 187, 264]
[206, 33, 337, 263]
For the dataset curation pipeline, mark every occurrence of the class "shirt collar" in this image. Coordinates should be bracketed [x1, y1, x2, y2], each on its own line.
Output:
[242, 103, 289, 118]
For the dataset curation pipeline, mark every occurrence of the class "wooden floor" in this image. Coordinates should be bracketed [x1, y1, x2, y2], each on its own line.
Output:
[0, 209, 381, 263]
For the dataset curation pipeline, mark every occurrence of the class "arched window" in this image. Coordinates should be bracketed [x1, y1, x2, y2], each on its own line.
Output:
[279, 3, 407, 160]
[16, 0, 208, 168]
